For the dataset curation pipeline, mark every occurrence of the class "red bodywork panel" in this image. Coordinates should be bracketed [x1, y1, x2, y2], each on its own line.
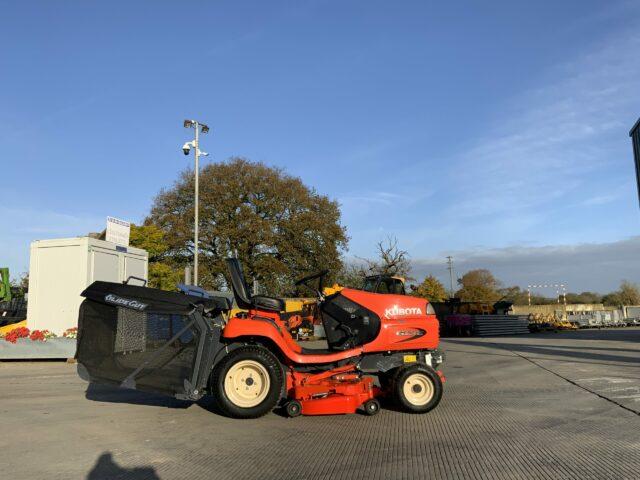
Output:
[222, 288, 439, 364]
[222, 310, 364, 364]
[340, 288, 439, 352]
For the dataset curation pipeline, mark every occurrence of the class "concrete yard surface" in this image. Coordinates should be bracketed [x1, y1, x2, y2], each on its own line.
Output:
[1, 328, 639, 479]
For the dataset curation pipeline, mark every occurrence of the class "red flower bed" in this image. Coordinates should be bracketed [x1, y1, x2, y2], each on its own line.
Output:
[63, 327, 78, 339]
[29, 329, 56, 342]
[4, 326, 30, 343]
[3, 327, 57, 343]
[29, 330, 45, 341]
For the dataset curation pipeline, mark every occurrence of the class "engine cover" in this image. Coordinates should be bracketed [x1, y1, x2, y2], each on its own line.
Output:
[339, 288, 440, 352]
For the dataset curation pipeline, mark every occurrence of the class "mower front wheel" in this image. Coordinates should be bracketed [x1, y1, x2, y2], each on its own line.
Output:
[392, 364, 442, 414]
[211, 345, 283, 419]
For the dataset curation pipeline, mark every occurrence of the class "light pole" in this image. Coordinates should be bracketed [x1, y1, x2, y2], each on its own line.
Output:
[446, 256, 455, 298]
[182, 119, 210, 286]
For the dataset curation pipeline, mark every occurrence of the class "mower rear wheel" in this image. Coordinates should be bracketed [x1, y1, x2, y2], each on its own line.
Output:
[392, 365, 442, 413]
[363, 399, 380, 416]
[211, 345, 283, 419]
[285, 400, 302, 418]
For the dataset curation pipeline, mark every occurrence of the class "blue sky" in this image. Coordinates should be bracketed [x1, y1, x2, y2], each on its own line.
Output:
[2, 1, 639, 292]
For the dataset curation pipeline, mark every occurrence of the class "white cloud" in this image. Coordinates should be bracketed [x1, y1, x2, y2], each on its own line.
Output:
[410, 236, 640, 293]
[444, 28, 640, 224]
[581, 193, 621, 206]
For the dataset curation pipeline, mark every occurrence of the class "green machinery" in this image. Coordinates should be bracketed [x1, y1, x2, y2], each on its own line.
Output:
[0, 268, 11, 303]
[0, 268, 28, 327]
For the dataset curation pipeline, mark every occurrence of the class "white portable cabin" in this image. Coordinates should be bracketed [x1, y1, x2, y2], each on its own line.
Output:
[26, 237, 148, 335]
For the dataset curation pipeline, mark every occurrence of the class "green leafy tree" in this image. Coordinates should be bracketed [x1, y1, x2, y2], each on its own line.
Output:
[148, 263, 182, 291]
[455, 269, 501, 302]
[602, 292, 622, 307]
[147, 157, 348, 294]
[335, 263, 367, 289]
[129, 224, 181, 290]
[9, 272, 29, 298]
[411, 275, 447, 302]
[130, 223, 170, 259]
[564, 291, 602, 304]
[497, 286, 553, 305]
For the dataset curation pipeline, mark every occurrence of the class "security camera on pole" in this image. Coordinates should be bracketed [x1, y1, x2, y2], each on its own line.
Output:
[182, 119, 210, 286]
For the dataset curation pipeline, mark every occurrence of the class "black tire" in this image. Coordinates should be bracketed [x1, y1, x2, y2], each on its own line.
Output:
[211, 345, 283, 419]
[392, 364, 442, 414]
[363, 399, 380, 416]
[286, 400, 302, 418]
[378, 371, 395, 393]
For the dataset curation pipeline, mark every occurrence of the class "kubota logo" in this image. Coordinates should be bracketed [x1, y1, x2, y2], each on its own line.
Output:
[384, 305, 422, 318]
[104, 294, 148, 311]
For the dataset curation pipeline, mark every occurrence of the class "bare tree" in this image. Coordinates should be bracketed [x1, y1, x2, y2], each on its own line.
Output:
[358, 236, 412, 278]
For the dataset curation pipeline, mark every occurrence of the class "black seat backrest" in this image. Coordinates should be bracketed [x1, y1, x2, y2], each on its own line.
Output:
[225, 258, 253, 310]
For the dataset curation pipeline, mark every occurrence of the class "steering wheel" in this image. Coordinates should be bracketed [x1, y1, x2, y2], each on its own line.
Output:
[294, 270, 329, 298]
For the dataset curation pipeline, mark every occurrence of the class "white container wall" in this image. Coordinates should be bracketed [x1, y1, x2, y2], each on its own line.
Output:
[26, 237, 148, 335]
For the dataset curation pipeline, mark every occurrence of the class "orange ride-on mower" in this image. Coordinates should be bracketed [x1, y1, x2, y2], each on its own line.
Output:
[76, 258, 445, 418]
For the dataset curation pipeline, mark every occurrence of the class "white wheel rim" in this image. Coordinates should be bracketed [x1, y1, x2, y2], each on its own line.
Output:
[224, 360, 271, 408]
[403, 373, 434, 406]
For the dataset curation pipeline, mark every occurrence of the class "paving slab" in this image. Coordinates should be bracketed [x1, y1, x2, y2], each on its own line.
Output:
[0, 328, 639, 479]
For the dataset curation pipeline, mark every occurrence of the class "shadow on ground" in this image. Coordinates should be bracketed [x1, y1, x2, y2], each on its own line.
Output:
[525, 329, 640, 343]
[446, 338, 640, 366]
[87, 452, 160, 480]
[85, 383, 193, 408]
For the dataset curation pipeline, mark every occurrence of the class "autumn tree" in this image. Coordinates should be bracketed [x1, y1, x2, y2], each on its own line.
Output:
[359, 236, 411, 278]
[497, 286, 526, 304]
[146, 157, 348, 294]
[411, 275, 447, 302]
[129, 224, 181, 290]
[618, 281, 640, 305]
[602, 280, 640, 306]
[335, 263, 368, 289]
[455, 269, 501, 302]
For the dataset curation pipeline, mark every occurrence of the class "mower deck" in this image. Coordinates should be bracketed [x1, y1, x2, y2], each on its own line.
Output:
[287, 364, 379, 416]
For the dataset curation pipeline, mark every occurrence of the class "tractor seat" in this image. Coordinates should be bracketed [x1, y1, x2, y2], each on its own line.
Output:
[225, 258, 286, 313]
[251, 295, 285, 313]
